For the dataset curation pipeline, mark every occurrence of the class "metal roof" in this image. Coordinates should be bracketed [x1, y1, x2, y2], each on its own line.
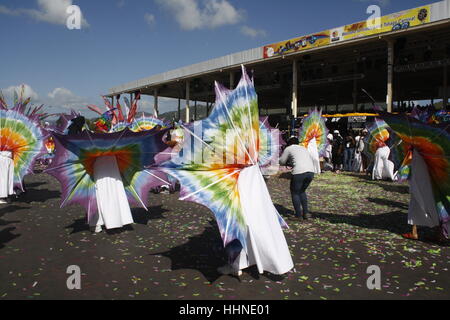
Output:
[107, 0, 450, 97]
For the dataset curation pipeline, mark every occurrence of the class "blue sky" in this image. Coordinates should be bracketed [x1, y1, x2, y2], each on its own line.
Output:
[0, 0, 434, 116]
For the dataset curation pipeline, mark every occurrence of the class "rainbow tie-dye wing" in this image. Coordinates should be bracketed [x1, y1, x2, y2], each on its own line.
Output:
[380, 112, 450, 235]
[298, 108, 328, 156]
[396, 147, 413, 182]
[0, 109, 47, 190]
[110, 121, 131, 133]
[130, 114, 167, 132]
[46, 129, 171, 224]
[364, 118, 392, 155]
[160, 66, 286, 250]
[259, 116, 283, 174]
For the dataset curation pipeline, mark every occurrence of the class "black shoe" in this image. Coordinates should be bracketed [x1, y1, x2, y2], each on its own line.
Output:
[303, 213, 311, 220]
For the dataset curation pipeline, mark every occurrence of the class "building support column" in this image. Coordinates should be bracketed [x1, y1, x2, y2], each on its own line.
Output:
[153, 88, 159, 118]
[292, 60, 298, 119]
[443, 64, 448, 109]
[387, 39, 395, 113]
[230, 72, 235, 90]
[185, 81, 190, 123]
[111, 96, 114, 108]
[178, 98, 181, 121]
[194, 100, 197, 121]
[335, 85, 339, 113]
[353, 75, 358, 113]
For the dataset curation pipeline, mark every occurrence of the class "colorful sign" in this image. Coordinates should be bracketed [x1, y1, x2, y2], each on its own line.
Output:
[330, 5, 431, 43]
[263, 31, 330, 58]
[263, 5, 431, 59]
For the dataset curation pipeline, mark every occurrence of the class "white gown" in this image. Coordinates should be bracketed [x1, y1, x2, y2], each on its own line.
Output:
[372, 146, 395, 180]
[307, 138, 321, 175]
[352, 137, 364, 172]
[407, 150, 440, 228]
[92, 156, 134, 229]
[232, 165, 294, 275]
[0, 151, 14, 198]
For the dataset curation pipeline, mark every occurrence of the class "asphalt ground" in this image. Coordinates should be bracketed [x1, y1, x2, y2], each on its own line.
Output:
[0, 170, 449, 300]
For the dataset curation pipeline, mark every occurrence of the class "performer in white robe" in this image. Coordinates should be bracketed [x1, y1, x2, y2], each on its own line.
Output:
[228, 165, 294, 276]
[0, 151, 15, 203]
[372, 145, 395, 181]
[323, 134, 333, 171]
[91, 156, 134, 232]
[402, 149, 448, 241]
[307, 138, 321, 175]
[407, 150, 441, 232]
[352, 136, 365, 173]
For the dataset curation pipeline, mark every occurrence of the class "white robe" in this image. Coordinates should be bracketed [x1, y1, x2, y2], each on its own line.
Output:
[372, 146, 395, 181]
[352, 137, 364, 173]
[307, 138, 321, 175]
[0, 151, 14, 198]
[232, 165, 294, 275]
[407, 150, 440, 228]
[92, 156, 134, 229]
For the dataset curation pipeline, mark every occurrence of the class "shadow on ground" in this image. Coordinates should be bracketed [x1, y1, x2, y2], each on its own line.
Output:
[151, 221, 225, 283]
[151, 220, 288, 283]
[18, 188, 61, 204]
[0, 227, 20, 249]
[367, 198, 409, 210]
[65, 205, 169, 235]
[313, 210, 410, 234]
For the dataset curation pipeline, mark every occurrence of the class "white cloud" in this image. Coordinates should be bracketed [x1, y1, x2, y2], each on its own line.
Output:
[156, 0, 244, 30]
[47, 87, 89, 109]
[240, 26, 267, 38]
[1, 84, 93, 113]
[2, 84, 39, 102]
[144, 13, 156, 26]
[0, 0, 89, 27]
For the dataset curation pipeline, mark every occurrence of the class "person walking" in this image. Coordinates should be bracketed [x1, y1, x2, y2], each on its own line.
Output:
[343, 133, 356, 171]
[279, 137, 315, 220]
[332, 130, 344, 172]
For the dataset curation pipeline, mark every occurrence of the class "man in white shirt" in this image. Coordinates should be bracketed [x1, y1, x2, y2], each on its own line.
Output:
[279, 137, 315, 220]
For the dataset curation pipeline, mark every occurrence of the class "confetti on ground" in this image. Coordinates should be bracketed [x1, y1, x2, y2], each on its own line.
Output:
[0, 171, 449, 299]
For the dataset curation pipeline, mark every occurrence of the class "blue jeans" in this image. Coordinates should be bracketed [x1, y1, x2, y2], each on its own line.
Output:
[344, 148, 354, 171]
[290, 172, 314, 217]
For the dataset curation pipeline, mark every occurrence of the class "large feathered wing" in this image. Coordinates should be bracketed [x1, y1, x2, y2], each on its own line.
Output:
[259, 116, 283, 175]
[131, 114, 167, 132]
[380, 112, 450, 234]
[0, 109, 47, 190]
[46, 129, 170, 224]
[364, 118, 391, 155]
[160, 66, 286, 250]
[298, 108, 328, 156]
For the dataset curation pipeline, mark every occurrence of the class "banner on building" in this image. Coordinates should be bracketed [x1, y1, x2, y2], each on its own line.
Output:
[330, 5, 431, 43]
[263, 31, 330, 59]
[263, 5, 431, 59]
